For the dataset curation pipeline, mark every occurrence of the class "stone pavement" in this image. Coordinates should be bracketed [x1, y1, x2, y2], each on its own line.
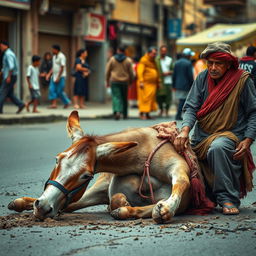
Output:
[0, 102, 177, 124]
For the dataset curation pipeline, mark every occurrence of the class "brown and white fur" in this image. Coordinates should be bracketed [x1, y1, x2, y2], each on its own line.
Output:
[8, 111, 191, 224]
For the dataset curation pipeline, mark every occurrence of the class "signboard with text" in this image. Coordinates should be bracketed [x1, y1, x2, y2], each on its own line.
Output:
[0, 0, 30, 10]
[84, 13, 106, 42]
[168, 18, 182, 39]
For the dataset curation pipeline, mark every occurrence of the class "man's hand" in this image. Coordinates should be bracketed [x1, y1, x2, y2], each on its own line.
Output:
[174, 126, 190, 153]
[54, 77, 60, 83]
[6, 76, 11, 84]
[139, 82, 144, 89]
[233, 138, 253, 160]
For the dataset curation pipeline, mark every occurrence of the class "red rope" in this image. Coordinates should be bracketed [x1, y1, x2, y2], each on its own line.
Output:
[138, 139, 170, 204]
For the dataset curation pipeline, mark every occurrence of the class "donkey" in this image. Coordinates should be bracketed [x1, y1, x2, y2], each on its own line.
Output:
[8, 111, 192, 224]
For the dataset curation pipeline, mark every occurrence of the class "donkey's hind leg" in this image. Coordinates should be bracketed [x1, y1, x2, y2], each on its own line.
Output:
[8, 197, 36, 212]
[110, 193, 155, 220]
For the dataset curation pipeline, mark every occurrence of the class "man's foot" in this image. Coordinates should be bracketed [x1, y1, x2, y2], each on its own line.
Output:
[26, 103, 30, 112]
[16, 105, 25, 114]
[114, 112, 120, 120]
[74, 104, 80, 109]
[79, 105, 86, 109]
[222, 202, 239, 215]
[63, 104, 70, 109]
[32, 110, 40, 113]
[48, 105, 57, 109]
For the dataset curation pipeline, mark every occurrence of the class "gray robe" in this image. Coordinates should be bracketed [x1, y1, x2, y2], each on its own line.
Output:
[182, 69, 256, 207]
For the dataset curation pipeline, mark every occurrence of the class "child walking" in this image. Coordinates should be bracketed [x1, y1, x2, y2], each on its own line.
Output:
[26, 55, 41, 113]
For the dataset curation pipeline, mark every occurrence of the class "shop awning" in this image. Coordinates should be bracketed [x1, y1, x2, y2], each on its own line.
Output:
[0, 0, 30, 10]
[177, 23, 256, 51]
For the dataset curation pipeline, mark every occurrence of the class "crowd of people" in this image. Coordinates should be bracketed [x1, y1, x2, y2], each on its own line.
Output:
[106, 43, 256, 121]
[0, 39, 256, 119]
[0, 41, 91, 114]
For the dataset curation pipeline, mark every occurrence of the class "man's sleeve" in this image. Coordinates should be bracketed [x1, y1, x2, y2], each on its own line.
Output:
[241, 78, 256, 140]
[6, 54, 15, 71]
[26, 66, 31, 77]
[137, 62, 145, 83]
[60, 55, 66, 67]
[182, 73, 205, 129]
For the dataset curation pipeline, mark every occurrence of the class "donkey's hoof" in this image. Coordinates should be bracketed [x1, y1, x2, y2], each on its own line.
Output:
[152, 201, 173, 224]
[8, 199, 23, 212]
[110, 207, 129, 220]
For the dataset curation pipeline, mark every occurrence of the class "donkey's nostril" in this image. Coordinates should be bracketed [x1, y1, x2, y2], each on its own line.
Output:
[35, 200, 40, 207]
[46, 207, 53, 215]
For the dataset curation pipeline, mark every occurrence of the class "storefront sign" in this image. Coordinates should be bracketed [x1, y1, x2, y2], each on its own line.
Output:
[118, 22, 156, 38]
[0, 0, 30, 10]
[168, 18, 182, 39]
[84, 13, 106, 42]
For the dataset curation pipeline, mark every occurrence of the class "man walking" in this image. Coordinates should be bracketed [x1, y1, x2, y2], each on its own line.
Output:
[156, 45, 173, 117]
[137, 46, 159, 120]
[46, 44, 71, 108]
[0, 40, 25, 114]
[172, 48, 194, 120]
[105, 46, 134, 120]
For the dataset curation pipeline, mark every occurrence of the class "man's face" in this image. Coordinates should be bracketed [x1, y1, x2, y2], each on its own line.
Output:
[52, 48, 58, 55]
[0, 44, 7, 52]
[160, 47, 167, 57]
[149, 49, 157, 59]
[207, 57, 231, 80]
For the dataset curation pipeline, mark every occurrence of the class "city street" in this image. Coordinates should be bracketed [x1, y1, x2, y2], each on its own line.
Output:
[0, 118, 256, 256]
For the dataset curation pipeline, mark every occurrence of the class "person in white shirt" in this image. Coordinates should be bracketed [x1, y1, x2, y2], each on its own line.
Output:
[46, 44, 71, 108]
[26, 55, 41, 113]
[156, 45, 174, 117]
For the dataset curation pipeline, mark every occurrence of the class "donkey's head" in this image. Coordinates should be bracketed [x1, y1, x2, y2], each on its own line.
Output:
[33, 111, 137, 219]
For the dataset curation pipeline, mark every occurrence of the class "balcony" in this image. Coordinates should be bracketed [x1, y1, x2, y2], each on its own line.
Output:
[203, 0, 245, 5]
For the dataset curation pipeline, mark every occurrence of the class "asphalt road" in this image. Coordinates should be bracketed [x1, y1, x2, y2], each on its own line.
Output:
[0, 118, 256, 256]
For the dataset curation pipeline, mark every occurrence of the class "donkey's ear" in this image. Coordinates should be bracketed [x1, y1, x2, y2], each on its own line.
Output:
[96, 141, 138, 158]
[66, 111, 84, 143]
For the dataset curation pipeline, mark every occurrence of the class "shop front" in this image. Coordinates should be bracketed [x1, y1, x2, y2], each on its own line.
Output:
[108, 20, 157, 59]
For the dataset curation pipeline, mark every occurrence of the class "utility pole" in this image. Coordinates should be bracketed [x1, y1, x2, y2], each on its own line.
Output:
[157, 0, 164, 49]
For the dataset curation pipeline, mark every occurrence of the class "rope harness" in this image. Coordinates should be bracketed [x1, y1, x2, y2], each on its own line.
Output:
[138, 138, 170, 204]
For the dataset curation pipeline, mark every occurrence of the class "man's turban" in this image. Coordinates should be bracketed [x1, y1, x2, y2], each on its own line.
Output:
[200, 42, 239, 69]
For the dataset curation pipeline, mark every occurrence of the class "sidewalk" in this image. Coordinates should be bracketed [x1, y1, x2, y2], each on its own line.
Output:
[0, 102, 176, 124]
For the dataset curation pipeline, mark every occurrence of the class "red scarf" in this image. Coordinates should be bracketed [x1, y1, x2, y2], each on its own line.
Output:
[197, 52, 244, 119]
[240, 56, 255, 61]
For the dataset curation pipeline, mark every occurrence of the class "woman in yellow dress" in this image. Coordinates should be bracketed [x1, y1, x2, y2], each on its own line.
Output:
[137, 47, 160, 120]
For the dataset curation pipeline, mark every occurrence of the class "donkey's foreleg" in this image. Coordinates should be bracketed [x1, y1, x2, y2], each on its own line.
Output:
[8, 197, 37, 212]
[64, 173, 111, 212]
[152, 163, 190, 224]
[110, 193, 155, 220]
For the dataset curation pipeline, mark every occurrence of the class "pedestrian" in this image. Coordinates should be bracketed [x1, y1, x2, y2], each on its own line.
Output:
[137, 46, 159, 120]
[39, 52, 52, 101]
[128, 56, 139, 108]
[156, 45, 174, 117]
[0, 40, 25, 114]
[25, 55, 41, 113]
[174, 42, 256, 215]
[73, 48, 91, 109]
[239, 45, 256, 87]
[193, 58, 207, 79]
[172, 48, 194, 120]
[46, 44, 71, 109]
[105, 45, 134, 120]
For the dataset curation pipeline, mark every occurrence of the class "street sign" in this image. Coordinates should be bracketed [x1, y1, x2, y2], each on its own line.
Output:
[168, 18, 182, 39]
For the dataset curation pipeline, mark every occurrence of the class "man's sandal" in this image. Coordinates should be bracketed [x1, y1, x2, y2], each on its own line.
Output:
[222, 202, 239, 215]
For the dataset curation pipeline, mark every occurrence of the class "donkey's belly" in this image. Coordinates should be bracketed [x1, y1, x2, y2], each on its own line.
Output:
[108, 174, 171, 207]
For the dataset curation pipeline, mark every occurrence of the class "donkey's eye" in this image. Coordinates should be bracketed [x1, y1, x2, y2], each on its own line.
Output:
[81, 174, 91, 180]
